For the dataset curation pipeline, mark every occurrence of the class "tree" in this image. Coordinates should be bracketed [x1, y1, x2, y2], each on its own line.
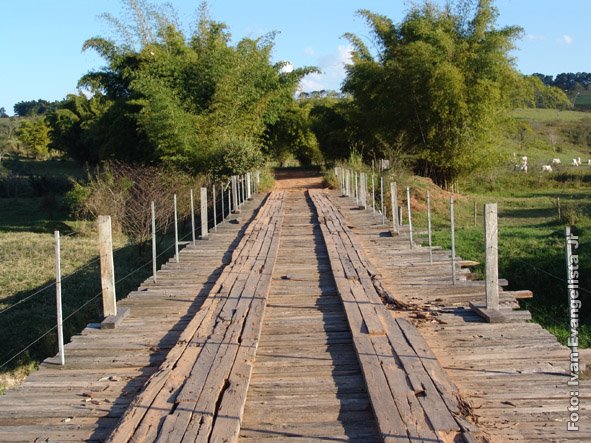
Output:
[519, 76, 572, 110]
[16, 118, 51, 159]
[265, 105, 322, 166]
[75, 0, 317, 172]
[13, 99, 58, 117]
[305, 95, 353, 161]
[0, 107, 8, 118]
[343, 1, 522, 188]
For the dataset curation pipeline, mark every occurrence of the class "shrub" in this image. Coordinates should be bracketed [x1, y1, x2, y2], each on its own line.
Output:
[209, 138, 264, 179]
[70, 162, 204, 245]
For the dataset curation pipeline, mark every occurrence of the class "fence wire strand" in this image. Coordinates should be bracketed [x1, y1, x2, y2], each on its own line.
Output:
[0, 183, 254, 370]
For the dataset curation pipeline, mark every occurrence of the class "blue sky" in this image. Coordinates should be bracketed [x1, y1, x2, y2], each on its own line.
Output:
[0, 0, 589, 115]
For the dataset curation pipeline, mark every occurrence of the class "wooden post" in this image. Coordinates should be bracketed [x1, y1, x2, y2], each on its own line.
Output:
[98, 215, 117, 317]
[232, 176, 239, 213]
[54, 231, 64, 366]
[246, 173, 252, 200]
[355, 172, 359, 205]
[390, 182, 398, 234]
[380, 176, 385, 225]
[201, 187, 208, 239]
[427, 191, 433, 264]
[173, 194, 179, 263]
[228, 181, 232, 215]
[372, 173, 375, 216]
[484, 203, 499, 310]
[151, 201, 157, 282]
[557, 196, 561, 221]
[450, 194, 456, 285]
[221, 184, 225, 222]
[406, 187, 413, 248]
[346, 170, 350, 196]
[190, 189, 196, 246]
[241, 175, 246, 204]
[213, 185, 217, 231]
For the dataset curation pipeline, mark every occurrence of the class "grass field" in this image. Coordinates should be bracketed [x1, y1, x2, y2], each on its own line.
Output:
[0, 160, 182, 393]
[512, 108, 590, 123]
[326, 109, 591, 348]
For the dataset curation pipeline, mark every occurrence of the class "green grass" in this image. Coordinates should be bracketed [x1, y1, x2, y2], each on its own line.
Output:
[409, 170, 591, 348]
[0, 161, 181, 392]
[328, 160, 591, 349]
[512, 108, 590, 123]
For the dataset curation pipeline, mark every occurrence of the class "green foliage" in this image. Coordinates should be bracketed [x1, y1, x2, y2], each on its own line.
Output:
[307, 95, 353, 161]
[343, 1, 523, 188]
[265, 105, 322, 166]
[13, 99, 58, 117]
[16, 118, 51, 159]
[0, 118, 20, 155]
[516, 76, 572, 110]
[209, 138, 264, 178]
[66, 0, 317, 171]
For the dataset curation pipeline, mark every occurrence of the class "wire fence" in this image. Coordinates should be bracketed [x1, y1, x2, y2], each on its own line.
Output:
[0, 172, 260, 371]
[336, 165, 589, 326]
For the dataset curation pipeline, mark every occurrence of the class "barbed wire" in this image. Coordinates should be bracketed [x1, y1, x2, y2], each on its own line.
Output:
[0, 190, 244, 316]
[0, 178, 258, 370]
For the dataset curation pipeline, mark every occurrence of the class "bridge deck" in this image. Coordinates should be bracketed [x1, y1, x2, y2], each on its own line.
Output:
[0, 173, 588, 442]
[328, 189, 591, 442]
[0, 194, 266, 442]
[240, 190, 381, 441]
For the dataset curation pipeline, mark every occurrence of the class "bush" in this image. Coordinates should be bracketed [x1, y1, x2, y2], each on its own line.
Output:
[209, 138, 264, 179]
[69, 162, 205, 245]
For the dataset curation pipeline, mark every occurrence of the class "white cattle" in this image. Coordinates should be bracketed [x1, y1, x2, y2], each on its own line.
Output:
[519, 164, 528, 173]
[541, 165, 552, 172]
[521, 156, 528, 164]
[572, 158, 581, 166]
[551, 158, 561, 165]
[588, 159, 591, 166]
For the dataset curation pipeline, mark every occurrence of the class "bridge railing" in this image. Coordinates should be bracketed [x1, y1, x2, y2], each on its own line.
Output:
[0, 170, 262, 369]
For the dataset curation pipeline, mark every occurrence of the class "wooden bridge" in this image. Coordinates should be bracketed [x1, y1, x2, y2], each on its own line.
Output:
[0, 171, 589, 442]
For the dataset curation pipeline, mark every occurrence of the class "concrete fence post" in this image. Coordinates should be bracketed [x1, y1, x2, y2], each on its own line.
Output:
[484, 203, 499, 310]
[390, 182, 398, 234]
[201, 187, 208, 239]
[232, 176, 239, 213]
[190, 189, 196, 246]
[98, 215, 117, 316]
[427, 191, 433, 264]
[450, 194, 456, 285]
[151, 201, 157, 281]
[173, 194, 179, 262]
[406, 186, 413, 248]
[213, 185, 217, 232]
[54, 231, 64, 366]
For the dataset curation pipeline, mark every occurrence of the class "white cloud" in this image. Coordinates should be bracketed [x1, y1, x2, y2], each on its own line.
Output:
[298, 44, 353, 93]
[279, 62, 294, 74]
[299, 74, 325, 92]
[304, 46, 315, 56]
[563, 35, 573, 44]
